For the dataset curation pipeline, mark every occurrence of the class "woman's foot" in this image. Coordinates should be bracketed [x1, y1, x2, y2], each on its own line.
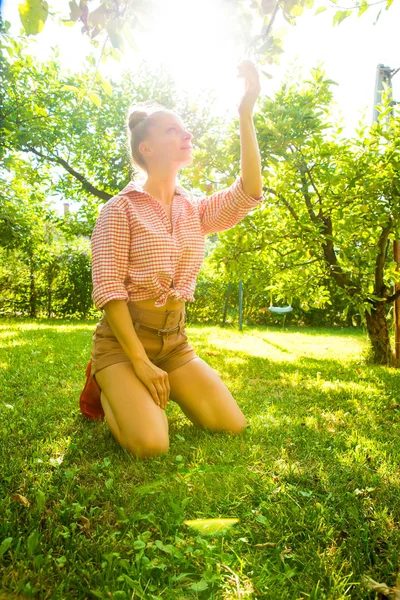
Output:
[79, 361, 105, 421]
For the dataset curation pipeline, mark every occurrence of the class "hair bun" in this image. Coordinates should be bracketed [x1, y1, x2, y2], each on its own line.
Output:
[128, 110, 148, 131]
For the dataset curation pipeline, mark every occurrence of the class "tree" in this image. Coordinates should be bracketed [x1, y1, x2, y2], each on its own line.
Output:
[0, 32, 228, 317]
[0, 28, 222, 234]
[205, 68, 400, 364]
[14, 0, 398, 69]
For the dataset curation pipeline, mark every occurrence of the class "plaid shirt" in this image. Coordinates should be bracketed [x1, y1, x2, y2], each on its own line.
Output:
[91, 176, 263, 309]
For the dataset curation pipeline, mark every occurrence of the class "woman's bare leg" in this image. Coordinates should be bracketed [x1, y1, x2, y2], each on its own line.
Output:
[95, 362, 169, 459]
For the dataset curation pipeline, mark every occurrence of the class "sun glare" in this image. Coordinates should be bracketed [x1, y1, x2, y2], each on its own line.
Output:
[133, 0, 249, 115]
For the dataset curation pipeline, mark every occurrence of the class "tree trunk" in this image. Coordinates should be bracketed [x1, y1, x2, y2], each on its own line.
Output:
[364, 302, 394, 365]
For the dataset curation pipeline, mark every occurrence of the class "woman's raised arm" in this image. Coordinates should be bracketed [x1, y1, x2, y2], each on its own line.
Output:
[237, 60, 263, 199]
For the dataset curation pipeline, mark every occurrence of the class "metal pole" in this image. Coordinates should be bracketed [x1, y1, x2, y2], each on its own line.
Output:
[222, 281, 232, 327]
[373, 64, 400, 363]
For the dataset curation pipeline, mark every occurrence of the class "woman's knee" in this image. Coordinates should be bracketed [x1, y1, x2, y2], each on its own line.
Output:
[229, 415, 247, 434]
[121, 431, 169, 458]
[207, 413, 247, 435]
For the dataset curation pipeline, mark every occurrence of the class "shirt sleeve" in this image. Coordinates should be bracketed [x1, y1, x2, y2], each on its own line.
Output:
[196, 176, 263, 235]
[91, 203, 130, 310]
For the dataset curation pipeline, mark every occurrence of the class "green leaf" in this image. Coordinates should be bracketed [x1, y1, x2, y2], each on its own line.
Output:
[88, 4, 107, 28]
[333, 9, 352, 25]
[88, 93, 102, 107]
[122, 23, 139, 51]
[256, 514, 268, 524]
[290, 4, 304, 17]
[18, 0, 49, 36]
[36, 489, 45, 512]
[315, 6, 327, 14]
[27, 530, 39, 555]
[0, 538, 13, 557]
[68, 0, 82, 21]
[60, 85, 79, 94]
[120, 574, 136, 590]
[100, 79, 112, 96]
[191, 579, 209, 592]
[106, 19, 124, 50]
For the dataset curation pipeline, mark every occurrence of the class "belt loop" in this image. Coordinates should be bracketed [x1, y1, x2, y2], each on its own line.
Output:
[134, 321, 141, 333]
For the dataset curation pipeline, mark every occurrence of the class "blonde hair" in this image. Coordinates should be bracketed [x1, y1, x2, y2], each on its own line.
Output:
[127, 101, 173, 172]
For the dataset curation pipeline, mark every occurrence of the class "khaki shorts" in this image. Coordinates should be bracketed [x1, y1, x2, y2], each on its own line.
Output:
[90, 303, 198, 377]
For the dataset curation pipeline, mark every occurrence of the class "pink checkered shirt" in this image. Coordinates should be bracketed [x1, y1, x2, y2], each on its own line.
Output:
[91, 176, 263, 309]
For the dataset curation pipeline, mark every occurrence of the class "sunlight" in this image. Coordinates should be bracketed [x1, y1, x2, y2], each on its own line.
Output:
[130, 0, 249, 114]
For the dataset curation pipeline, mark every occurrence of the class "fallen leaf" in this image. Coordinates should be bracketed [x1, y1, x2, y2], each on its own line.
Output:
[280, 547, 293, 561]
[254, 542, 277, 548]
[361, 576, 392, 596]
[10, 494, 30, 506]
[389, 404, 400, 411]
[78, 516, 90, 529]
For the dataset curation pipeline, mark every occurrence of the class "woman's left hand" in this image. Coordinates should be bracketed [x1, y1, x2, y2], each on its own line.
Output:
[237, 60, 261, 116]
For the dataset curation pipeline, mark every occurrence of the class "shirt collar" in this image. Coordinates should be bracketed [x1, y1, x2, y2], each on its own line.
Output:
[119, 180, 190, 199]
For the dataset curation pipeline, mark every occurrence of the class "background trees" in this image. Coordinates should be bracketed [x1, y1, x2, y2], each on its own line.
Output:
[1, 13, 399, 364]
[209, 69, 400, 363]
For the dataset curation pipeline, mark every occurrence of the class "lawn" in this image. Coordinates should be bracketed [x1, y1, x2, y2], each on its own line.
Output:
[0, 318, 399, 599]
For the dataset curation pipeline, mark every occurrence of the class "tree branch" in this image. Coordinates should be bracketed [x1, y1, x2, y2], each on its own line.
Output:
[278, 257, 321, 271]
[264, 0, 281, 39]
[266, 187, 300, 221]
[25, 146, 113, 201]
[299, 166, 319, 224]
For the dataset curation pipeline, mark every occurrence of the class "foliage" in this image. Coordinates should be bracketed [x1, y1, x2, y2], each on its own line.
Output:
[195, 68, 400, 363]
[13, 0, 398, 70]
[1, 24, 399, 349]
[0, 28, 222, 214]
[0, 232, 95, 319]
[1, 321, 400, 598]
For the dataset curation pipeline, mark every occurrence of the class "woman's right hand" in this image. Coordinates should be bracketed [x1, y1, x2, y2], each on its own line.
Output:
[132, 357, 170, 409]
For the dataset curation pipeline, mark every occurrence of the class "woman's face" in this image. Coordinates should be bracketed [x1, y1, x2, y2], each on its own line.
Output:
[139, 112, 194, 170]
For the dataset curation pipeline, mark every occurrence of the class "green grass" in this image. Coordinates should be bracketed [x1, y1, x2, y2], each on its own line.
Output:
[0, 318, 399, 599]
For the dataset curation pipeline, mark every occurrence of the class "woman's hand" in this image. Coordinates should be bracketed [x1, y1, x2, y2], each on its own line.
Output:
[237, 60, 261, 116]
[132, 357, 170, 409]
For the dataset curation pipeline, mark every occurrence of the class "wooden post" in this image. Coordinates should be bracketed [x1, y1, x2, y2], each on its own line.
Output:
[239, 280, 243, 331]
[222, 282, 232, 327]
[394, 240, 400, 363]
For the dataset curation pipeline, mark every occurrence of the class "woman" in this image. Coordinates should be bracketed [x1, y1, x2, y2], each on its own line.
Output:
[80, 60, 263, 458]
